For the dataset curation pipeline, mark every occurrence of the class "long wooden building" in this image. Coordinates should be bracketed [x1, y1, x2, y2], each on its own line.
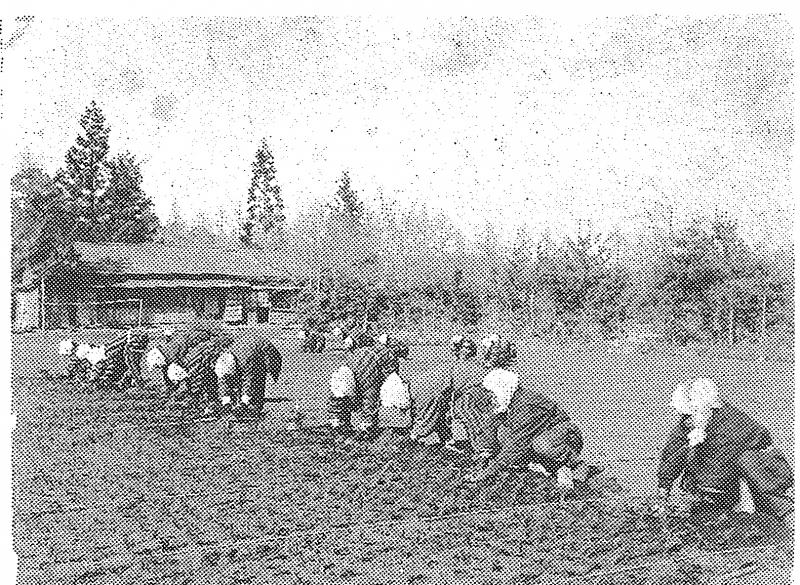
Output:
[13, 241, 308, 331]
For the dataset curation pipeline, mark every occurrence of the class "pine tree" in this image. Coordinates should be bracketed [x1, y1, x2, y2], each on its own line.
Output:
[240, 138, 285, 247]
[101, 153, 159, 242]
[330, 170, 363, 221]
[62, 101, 111, 240]
[57, 102, 159, 243]
[11, 102, 160, 281]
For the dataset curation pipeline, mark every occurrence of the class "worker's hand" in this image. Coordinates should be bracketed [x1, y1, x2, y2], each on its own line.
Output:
[221, 396, 232, 406]
[241, 393, 251, 406]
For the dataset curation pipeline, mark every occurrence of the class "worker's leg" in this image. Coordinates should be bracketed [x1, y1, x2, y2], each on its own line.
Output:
[526, 420, 584, 473]
[329, 396, 354, 432]
[411, 387, 449, 442]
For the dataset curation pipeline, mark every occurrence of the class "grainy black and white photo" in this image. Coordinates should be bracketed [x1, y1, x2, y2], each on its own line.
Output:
[4, 14, 795, 584]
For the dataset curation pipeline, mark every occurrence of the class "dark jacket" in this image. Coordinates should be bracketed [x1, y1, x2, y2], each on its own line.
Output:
[161, 330, 212, 366]
[505, 386, 571, 435]
[225, 330, 282, 387]
[450, 359, 486, 401]
[658, 402, 772, 494]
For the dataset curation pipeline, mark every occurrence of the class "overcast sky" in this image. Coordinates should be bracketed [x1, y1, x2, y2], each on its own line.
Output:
[4, 15, 794, 248]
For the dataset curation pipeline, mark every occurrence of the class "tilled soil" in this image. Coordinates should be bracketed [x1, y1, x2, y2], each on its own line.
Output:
[12, 376, 793, 585]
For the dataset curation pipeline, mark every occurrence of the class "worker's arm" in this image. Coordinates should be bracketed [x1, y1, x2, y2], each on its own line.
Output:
[657, 420, 689, 492]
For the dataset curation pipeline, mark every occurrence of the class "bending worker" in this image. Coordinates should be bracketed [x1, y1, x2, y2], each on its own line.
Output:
[213, 329, 283, 415]
[329, 333, 409, 435]
[465, 337, 590, 491]
[657, 378, 793, 527]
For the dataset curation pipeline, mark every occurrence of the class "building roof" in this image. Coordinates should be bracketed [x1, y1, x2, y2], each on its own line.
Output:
[74, 241, 307, 287]
[99, 279, 252, 289]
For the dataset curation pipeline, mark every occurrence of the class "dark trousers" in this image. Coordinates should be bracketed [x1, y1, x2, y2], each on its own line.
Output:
[411, 388, 451, 442]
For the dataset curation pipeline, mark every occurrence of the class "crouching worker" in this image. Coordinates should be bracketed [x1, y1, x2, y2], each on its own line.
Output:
[84, 345, 109, 392]
[57, 338, 85, 381]
[183, 336, 227, 415]
[657, 379, 793, 528]
[213, 331, 282, 416]
[88, 330, 147, 394]
[410, 335, 477, 446]
[465, 338, 589, 491]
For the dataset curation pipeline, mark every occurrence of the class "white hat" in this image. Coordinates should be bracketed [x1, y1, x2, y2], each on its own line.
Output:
[214, 352, 236, 378]
[167, 363, 189, 382]
[451, 334, 464, 345]
[58, 339, 75, 356]
[76, 343, 92, 360]
[343, 336, 355, 350]
[86, 345, 106, 366]
[146, 347, 167, 370]
[297, 330, 307, 340]
[377, 333, 389, 345]
[670, 384, 693, 415]
[689, 378, 722, 411]
[163, 328, 174, 338]
[331, 327, 343, 338]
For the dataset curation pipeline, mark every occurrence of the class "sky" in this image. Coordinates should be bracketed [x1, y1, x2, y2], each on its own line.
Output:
[4, 15, 794, 249]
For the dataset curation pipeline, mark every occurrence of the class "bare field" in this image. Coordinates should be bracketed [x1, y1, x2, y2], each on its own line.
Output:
[11, 332, 794, 584]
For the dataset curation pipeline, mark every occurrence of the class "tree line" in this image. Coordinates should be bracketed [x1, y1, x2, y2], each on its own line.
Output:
[11, 102, 794, 348]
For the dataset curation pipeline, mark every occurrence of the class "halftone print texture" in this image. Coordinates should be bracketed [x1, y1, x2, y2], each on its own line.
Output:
[6, 15, 794, 585]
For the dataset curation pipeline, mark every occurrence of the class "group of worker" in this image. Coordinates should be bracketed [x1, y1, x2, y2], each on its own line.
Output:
[324, 331, 793, 526]
[58, 330, 149, 393]
[55, 326, 793, 528]
[58, 324, 282, 417]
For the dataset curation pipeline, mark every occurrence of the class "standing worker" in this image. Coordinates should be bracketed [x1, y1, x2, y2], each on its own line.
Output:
[121, 328, 149, 392]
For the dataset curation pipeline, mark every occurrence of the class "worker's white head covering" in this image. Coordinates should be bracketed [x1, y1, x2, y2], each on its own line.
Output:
[331, 327, 343, 338]
[214, 352, 236, 378]
[483, 368, 519, 414]
[58, 339, 75, 356]
[297, 330, 307, 340]
[679, 378, 722, 447]
[343, 336, 355, 351]
[377, 333, 389, 346]
[330, 365, 356, 398]
[86, 345, 106, 366]
[163, 328, 174, 338]
[481, 334, 500, 349]
[380, 372, 411, 410]
[689, 378, 722, 411]
[167, 363, 188, 382]
[145, 347, 166, 370]
[75, 343, 92, 360]
[670, 384, 693, 415]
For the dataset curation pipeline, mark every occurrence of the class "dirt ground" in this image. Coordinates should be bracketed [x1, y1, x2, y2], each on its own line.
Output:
[10, 331, 795, 584]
